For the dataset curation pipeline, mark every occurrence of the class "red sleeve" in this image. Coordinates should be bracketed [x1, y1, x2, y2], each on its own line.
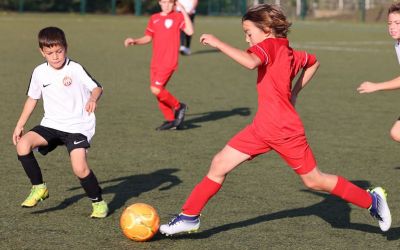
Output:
[304, 53, 317, 68]
[145, 16, 154, 36]
[178, 12, 185, 30]
[247, 44, 269, 65]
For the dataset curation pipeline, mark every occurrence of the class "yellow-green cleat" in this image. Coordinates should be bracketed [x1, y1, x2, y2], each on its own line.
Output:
[90, 200, 109, 218]
[21, 183, 49, 208]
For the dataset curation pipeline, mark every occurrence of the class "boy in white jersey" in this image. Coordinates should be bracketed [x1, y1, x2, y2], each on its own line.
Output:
[357, 2, 400, 143]
[12, 27, 108, 218]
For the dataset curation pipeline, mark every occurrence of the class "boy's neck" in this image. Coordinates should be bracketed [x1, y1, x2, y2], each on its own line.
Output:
[160, 10, 173, 16]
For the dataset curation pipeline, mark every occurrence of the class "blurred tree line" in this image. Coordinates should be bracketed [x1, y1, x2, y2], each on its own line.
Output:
[0, 0, 212, 14]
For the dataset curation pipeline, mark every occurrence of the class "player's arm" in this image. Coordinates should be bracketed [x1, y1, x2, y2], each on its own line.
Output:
[86, 87, 103, 113]
[291, 61, 320, 106]
[13, 97, 38, 145]
[176, 1, 194, 36]
[357, 76, 400, 93]
[124, 35, 152, 47]
[200, 34, 261, 69]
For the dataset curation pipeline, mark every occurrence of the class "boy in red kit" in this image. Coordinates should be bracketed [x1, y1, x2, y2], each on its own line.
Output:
[160, 4, 391, 235]
[124, 0, 193, 130]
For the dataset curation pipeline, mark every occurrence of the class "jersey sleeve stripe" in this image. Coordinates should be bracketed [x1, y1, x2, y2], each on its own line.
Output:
[255, 45, 269, 65]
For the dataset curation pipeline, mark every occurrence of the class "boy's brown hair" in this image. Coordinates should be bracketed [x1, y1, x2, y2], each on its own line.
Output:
[38, 27, 67, 50]
[242, 4, 291, 38]
[388, 2, 400, 15]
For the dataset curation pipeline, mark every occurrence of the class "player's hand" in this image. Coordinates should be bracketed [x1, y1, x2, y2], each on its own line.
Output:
[124, 38, 136, 47]
[85, 99, 97, 113]
[357, 81, 378, 94]
[12, 126, 24, 145]
[200, 34, 220, 48]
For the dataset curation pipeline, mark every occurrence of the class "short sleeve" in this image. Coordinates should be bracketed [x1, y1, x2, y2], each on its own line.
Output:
[247, 44, 269, 65]
[145, 16, 154, 37]
[178, 12, 185, 30]
[77, 65, 102, 91]
[303, 52, 317, 68]
[27, 69, 42, 99]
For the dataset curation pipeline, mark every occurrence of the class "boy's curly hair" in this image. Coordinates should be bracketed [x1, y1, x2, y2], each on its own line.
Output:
[242, 4, 291, 38]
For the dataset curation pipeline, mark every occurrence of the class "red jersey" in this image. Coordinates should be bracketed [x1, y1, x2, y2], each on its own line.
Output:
[248, 38, 317, 140]
[145, 11, 185, 71]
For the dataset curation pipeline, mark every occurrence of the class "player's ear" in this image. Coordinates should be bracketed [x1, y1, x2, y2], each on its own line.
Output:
[39, 48, 46, 58]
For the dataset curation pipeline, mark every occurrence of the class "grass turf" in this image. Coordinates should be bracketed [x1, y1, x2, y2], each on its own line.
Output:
[1, 13, 400, 249]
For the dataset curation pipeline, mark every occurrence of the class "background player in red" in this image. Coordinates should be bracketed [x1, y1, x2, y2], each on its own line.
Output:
[124, 0, 194, 130]
[160, 4, 391, 235]
[357, 2, 400, 143]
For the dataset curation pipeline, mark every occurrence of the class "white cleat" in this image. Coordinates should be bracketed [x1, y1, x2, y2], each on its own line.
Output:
[368, 187, 391, 232]
[160, 214, 200, 236]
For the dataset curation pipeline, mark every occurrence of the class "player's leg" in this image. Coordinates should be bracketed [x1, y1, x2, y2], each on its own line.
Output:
[160, 125, 268, 236]
[274, 135, 391, 231]
[390, 119, 400, 142]
[17, 127, 50, 207]
[67, 135, 108, 218]
[300, 167, 391, 231]
[160, 145, 250, 235]
[150, 70, 186, 130]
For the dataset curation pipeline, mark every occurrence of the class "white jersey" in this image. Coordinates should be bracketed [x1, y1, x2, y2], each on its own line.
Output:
[395, 42, 400, 64]
[27, 58, 101, 141]
[177, 0, 195, 14]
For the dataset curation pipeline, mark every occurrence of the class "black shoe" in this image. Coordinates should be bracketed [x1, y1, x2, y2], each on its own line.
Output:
[174, 103, 187, 129]
[155, 121, 175, 131]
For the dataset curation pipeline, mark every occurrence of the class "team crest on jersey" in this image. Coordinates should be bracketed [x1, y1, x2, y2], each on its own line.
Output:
[164, 19, 173, 29]
[63, 76, 72, 86]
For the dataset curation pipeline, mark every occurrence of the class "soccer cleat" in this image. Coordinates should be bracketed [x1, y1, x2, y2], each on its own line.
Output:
[174, 103, 188, 129]
[368, 187, 391, 232]
[159, 213, 200, 236]
[182, 47, 191, 56]
[21, 183, 49, 207]
[179, 45, 187, 55]
[155, 121, 176, 131]
[91, 200, 109, 218]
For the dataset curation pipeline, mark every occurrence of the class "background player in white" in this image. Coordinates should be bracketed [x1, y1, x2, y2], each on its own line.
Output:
[12, 26, 108, 218]
[177, 0, 198, 55]
[358, 1, 400, 143]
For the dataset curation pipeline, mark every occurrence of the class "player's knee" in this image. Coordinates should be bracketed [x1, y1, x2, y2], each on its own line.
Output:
[302, 178, 322, 191]
[16, 138, 33, 156]
[150, 86, 161, 96]
[390, 129, 400, 142]
[73, 167, 90, 179]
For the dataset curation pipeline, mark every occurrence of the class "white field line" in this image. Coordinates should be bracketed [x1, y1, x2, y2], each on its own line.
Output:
[291, 41, 393, 53]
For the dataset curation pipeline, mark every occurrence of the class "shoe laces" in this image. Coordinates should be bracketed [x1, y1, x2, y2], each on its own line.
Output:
[168, 214, 183, 226]
[368, 190, 383, 221]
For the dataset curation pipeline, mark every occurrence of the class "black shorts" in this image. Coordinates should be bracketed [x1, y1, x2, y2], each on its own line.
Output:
[31, 125, 90, 155]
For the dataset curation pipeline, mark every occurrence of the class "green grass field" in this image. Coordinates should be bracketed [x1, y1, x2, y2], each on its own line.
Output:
[1, 13, 400, 249]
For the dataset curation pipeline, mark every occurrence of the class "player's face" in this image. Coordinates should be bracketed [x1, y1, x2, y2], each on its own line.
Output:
[242, 20, 269, 47]
[388, 13, 400, 40]
[40, 45, 67, 70]
[159, 0, 175, 15]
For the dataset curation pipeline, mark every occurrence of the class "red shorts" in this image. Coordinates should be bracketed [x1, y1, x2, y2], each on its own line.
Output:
[227, 125, 316, 175]
[150, 69, 174, 88]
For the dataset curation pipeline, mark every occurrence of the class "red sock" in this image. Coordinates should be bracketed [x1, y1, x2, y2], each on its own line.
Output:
[330, 176, 372, 209]
[157, 88, 180, 110]
[158, 101, 174, 121]
[182, 176, 222, 215]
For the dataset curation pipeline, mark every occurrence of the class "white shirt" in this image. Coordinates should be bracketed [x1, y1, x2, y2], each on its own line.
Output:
[27, 58, 101, 141]
[395, 41, 400, 64]
[177, 0, 195, 14]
